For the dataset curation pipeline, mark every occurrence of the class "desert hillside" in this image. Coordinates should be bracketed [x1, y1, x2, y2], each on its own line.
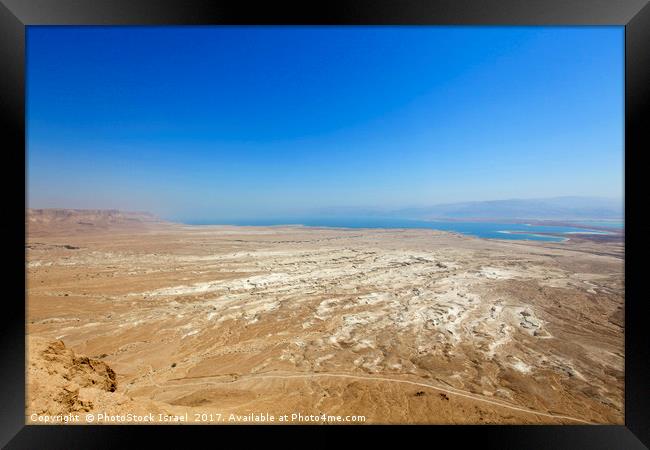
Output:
[26, 209, 169, 236]
[27, 337, 178, 422]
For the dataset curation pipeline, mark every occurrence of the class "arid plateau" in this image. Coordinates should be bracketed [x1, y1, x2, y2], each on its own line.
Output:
[26, 209, 624, 424]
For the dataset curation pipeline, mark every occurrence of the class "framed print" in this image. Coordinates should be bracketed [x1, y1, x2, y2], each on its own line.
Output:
[1, 0, 648, 448]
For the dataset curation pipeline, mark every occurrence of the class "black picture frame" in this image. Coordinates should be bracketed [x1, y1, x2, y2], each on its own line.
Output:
[2, 0, 648, 448]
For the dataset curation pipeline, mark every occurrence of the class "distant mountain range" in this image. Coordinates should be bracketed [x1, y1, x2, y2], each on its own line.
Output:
[395, 197, 623, 221]
[28, 197, 624, 227]
[314, 197, 623, 221]
[26, 209, 168, 236]
[27, 209, 162, 224]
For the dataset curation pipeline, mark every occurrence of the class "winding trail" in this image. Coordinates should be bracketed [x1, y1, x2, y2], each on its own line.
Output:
[152, 370, 593, 424]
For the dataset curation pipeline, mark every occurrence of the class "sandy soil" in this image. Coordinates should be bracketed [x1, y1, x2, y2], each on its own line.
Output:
[26, 210, 624, 424]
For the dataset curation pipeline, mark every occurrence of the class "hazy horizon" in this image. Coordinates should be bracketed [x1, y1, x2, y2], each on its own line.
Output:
[26, 195, 624, 225]
[27, 26, 624, 221]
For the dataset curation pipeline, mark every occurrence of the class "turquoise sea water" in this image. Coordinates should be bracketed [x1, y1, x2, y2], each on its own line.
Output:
[185, 217, 621, 242]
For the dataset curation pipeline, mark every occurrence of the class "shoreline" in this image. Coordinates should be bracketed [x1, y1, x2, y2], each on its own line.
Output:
[175, 221, 627, 244]
[27, 217, 625, 248]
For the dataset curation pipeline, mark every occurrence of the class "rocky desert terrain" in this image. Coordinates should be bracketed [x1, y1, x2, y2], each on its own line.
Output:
[26, 209, 624, 424]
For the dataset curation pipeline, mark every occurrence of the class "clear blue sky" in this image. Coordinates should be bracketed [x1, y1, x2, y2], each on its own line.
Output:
[27, 26, 624, 221]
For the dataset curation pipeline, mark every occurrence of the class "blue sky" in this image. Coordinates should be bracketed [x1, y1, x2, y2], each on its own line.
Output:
[27, 26, 624, 221]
